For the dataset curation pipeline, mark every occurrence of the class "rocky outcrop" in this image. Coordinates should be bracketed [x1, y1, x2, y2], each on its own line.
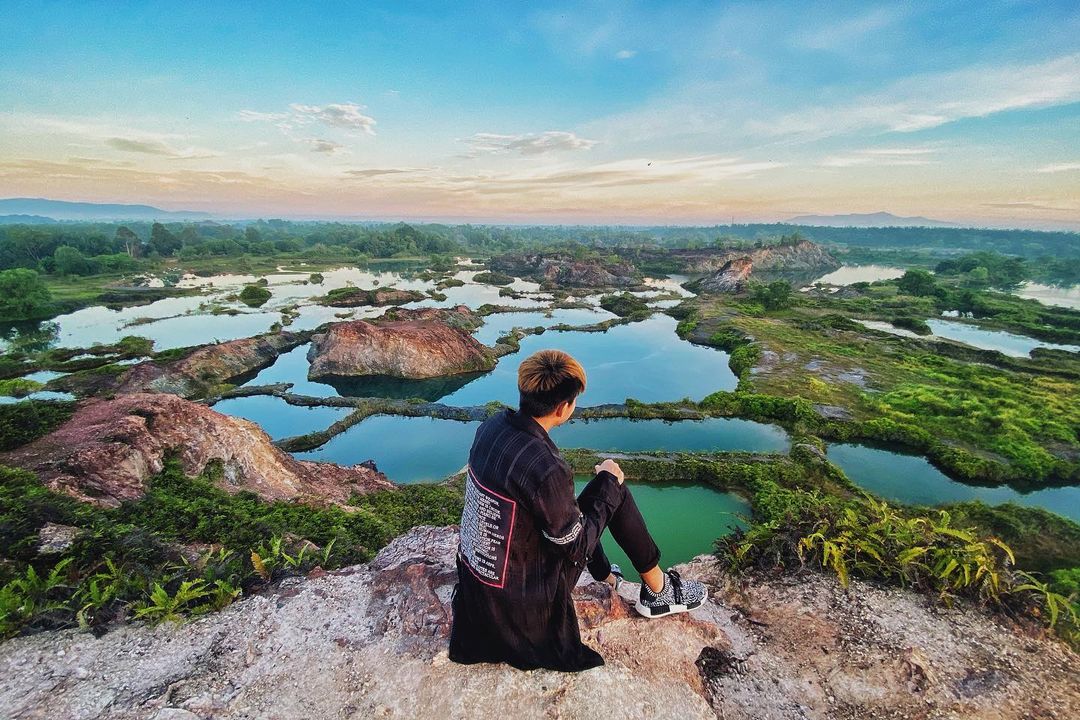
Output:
[308, 306, 496, 381]
[319, 287, 425, 308]
[51, 332, 309, 400]
[1, 526, 1076, 720]
[694, 257, 754, 293]
[674, 240, 840, 276]
[0, 393, 391, 508]
[491, 252, 638, 288]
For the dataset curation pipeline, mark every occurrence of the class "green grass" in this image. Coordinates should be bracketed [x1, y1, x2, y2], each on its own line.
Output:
[682, 289, 1080, 484]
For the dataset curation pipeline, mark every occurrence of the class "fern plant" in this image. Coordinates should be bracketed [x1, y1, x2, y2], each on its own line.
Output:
[134, 580, 213, 624]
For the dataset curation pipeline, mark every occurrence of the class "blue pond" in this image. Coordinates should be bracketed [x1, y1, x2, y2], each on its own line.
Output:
[828, 443, 1080, 523]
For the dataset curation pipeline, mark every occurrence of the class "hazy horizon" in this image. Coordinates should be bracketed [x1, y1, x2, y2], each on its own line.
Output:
[2, 2, 1078, 230]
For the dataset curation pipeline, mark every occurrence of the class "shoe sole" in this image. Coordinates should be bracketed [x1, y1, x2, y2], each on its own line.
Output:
[634, 597, 704, 618]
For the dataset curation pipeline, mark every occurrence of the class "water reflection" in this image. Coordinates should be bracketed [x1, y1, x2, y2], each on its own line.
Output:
[1012, 282, 1080, 310]
[442, 315, 737, 406]
[212, 395, 352, 440]
[811, 265, 906, 285]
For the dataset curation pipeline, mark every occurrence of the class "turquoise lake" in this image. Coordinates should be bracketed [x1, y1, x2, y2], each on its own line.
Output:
[290, 414, 789, 483]
[828, 443, 1080, 523]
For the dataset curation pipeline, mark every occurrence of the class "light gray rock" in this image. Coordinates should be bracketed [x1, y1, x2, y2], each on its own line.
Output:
[37, 523, 81, 554]
[0, 526, 1077, 720]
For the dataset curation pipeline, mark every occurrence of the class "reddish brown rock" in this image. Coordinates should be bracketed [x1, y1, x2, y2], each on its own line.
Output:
[491, 252, 638, 287]
[64, 331, 310, 399]
[307, 306, 495, 381]
[0, 393, 391, 508]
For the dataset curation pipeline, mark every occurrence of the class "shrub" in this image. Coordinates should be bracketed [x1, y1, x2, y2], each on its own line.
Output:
[238, 284, 272, 307]
[473, 271, 514, 286]
[719, 484, 1078, 636]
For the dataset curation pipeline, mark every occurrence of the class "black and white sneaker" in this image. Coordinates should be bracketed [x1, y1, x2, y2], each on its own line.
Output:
[634, 569, 707, 618]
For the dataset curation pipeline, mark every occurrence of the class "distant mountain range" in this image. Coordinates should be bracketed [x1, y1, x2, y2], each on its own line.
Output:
[0, 198, 212, 222]
[785, 212, 955, 228]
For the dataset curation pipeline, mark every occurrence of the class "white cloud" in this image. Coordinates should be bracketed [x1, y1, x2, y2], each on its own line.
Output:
[821, 146, 937, 168]
[443, 154, 785, 196]
[588, 52, 1080, 148]
[758, 53, 1080, 139]
[615, 49, 637, 60]
[105, 137, 219, 159]
[1035, 162, 1080, 173]
[236, 110, 291, 123]
[237, 102, 377, 136]
[467, 131, 598, 156]
[792, 7, 900, 51]
[289, 103, 377, 135]
[306, 138, 346, 155]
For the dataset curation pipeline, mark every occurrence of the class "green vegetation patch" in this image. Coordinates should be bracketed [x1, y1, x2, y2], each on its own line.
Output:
[720, 478, 1078, 643]
[687, 288, 1080, 483]
[0, 459, 463, 637]
[0, 378, 44, 398]
[599, 292, 651, 320]
[0, 400, 77, 452]
[472, 270, 514, 286]
[238, 284, 272, 307]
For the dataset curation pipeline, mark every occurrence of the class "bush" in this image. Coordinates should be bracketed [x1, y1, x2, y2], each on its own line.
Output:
[748, 281, 795, 311]
[473, 271, 514, 286]
[720, 482, 1077, 635]
[891, 316, 932, 335]
[897, 269, 937, 297]
[238, 284, 272, 307]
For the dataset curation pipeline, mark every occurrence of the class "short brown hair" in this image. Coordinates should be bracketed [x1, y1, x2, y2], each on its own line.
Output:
[517, 350, 586, 417]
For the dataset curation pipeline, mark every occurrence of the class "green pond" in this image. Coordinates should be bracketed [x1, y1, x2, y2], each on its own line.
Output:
[573, 476, 749, 573]
[281, 413, 759, 568]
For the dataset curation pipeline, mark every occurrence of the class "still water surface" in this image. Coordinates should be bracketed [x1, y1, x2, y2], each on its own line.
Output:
[829, 443, 1080, 523]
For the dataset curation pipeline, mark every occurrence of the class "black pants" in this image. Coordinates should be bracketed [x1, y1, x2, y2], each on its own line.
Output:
[577, 474, 661, 582]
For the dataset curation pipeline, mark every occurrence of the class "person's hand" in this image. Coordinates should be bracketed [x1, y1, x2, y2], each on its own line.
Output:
[594, 458, 624, 485]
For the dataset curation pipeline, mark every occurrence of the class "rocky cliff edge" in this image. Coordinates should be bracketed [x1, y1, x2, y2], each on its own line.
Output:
[1, 526, 1076, 720]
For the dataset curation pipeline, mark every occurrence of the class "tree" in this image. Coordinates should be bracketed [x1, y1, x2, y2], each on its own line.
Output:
[897, 269, 937, 297]
[244, 226, 262, 245]
[53, 246, 93, 276]
[749, 280, 795, 311]
[0, 268, 52, 320]
[115, 226, 141, 258]
[149, 223, 181, 257]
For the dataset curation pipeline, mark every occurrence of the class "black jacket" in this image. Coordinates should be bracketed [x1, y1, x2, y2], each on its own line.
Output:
[448, 408, 624, 671]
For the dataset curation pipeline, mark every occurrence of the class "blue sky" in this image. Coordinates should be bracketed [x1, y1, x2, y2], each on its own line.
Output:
[1, 1, 1078, 227]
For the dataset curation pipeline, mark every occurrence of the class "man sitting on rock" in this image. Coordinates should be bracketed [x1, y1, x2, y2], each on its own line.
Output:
[448, 349, 707, 671]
